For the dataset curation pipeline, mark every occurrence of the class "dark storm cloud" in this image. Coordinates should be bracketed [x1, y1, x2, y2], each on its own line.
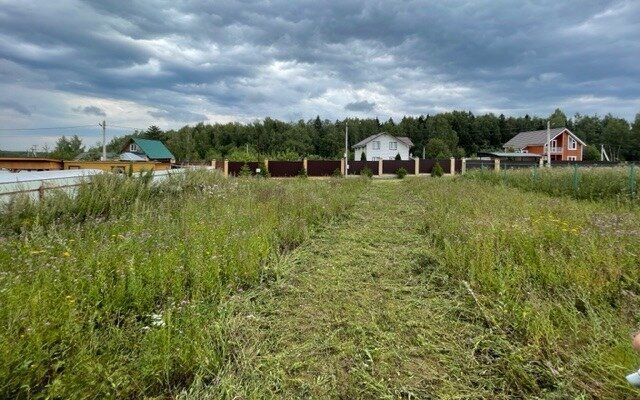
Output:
[0, 101, 31, 116]
[73, 105, 107, 117]
[345, 100, 376, 112]
[0, 0, 639, 151]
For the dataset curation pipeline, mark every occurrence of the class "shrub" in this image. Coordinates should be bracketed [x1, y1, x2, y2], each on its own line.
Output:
[258, 160, 270, 178]
[395, 153, 401, 160]
[331, 168, 343, 178]
[238, 163, 251, 177]
[395, 167, 407, 179]
[360, 166, 373, 178]
[298, 168, 308, 178]
[431, 162, 444, 177]
[360, 152, 367, 161]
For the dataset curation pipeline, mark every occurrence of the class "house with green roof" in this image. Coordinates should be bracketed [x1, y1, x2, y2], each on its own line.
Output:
[120, 138, 175, 163]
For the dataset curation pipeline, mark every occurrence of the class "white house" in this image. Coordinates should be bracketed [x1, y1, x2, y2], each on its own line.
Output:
[352, 133, 414, 161]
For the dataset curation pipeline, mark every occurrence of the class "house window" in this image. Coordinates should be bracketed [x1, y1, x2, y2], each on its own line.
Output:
[567, 156, 577, 161]
[130, 143, 139, 152]
[544, 140, 558, 153]
[568, 136, 577, 150]
[389, 141, 397, 150]
[372, 141, 380, 150]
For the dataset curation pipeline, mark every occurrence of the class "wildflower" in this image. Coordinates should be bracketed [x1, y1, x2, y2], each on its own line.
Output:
[62, 251, 71, 257]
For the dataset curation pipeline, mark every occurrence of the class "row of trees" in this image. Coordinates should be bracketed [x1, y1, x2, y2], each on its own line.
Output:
[40, 109, 640, 161]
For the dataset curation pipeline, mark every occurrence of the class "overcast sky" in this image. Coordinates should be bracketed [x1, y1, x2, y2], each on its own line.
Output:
[1, 0, 639, 151]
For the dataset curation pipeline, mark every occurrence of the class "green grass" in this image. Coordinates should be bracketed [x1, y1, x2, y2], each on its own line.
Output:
[204, 179, 639, 399]
[466, 165, 638, 202]
[3, 173, 640, 398]
[0, 172, 367, 399]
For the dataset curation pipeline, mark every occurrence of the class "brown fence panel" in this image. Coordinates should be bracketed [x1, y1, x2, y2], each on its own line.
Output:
[455, 159, 463, 173]
[382, 160, 414, 174]
[437, 159, 451, 174]
[349, 161, 379, 175]
[307, 160, 341, 176]
[228, 161, 260, 176]
[419, 159, 435, 174]
[268, 161, 304, 177]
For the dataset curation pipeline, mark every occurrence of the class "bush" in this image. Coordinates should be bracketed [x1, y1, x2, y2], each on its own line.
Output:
[395, 153, 401, 160]
[258, 160, 270, 178]
[238, 163, 251, 177]
[431, 162, 444, 177]
[360, 166, 373, 178]
[360, 152, 367, 161]
[331, 168, 343, 178]
[298, 168, 308, 178]
[395, 167, 407, 179]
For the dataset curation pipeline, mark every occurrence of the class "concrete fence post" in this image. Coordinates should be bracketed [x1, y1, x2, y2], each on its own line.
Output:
[211, 159, 216, 169]
[340, 159, 345, 176]
[539, 157, 544, 168]
[303, 158, 308, 173]
[450, 157, 455, 175]
[414, 157, 419, 175]
[38, 183, 45, 201]
[461, 158, 467, 175]
[264, 159, 269, 172]
[378, 159, 383, 176]
[223, 159, 229, 177]
[494, 158, 500, 172]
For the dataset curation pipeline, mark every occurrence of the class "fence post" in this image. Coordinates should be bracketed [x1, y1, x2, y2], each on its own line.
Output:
[223, 159, 229, 177]
[461, 158, 466, 175]
[414, 157, 419, 175]
[378, 159, 383, 176]
[264, 158, 269, 173]
[340, 159, 345, 176]
[494, 158, 500, 172]
[450, 157, 455, 175]
[211, 159, 216, 169]
[629, 164, 636, 199]
[538, 157, 544, 168]
[38, 183, 45, 201]
[303, 158, 308, 173]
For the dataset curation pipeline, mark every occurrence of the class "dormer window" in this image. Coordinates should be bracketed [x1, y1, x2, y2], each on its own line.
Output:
[130, 143, 139, 152]
[568, 136, 577, 150]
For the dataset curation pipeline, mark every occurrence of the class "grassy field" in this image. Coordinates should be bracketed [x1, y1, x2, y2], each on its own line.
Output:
[466, 165, 638, 202]
[2, 173, 639, 398]
[0, 172, 367, 398]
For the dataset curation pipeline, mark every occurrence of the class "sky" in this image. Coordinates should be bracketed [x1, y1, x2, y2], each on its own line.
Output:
[0, 0, 639, 151]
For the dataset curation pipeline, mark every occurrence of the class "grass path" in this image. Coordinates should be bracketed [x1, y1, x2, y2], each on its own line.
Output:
[205, 180, 490, 399]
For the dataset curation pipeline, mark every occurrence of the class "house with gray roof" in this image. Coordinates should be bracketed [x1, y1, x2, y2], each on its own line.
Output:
[503, 127, 586, 161]
[352, 133, 414, 161]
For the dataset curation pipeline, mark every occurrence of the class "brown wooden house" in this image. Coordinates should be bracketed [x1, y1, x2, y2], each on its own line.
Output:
[503, 128, 586, 161]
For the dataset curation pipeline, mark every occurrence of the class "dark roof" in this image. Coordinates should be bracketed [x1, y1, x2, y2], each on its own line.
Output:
[128, 138, 175, 160]
[477, 151, 542, 159]
[503, 127, 586, 149]
[352, 132, 414, 148]
[503, 128, 565, 149]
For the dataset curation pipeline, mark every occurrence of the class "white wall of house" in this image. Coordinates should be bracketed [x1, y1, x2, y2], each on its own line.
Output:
[354, 134, 411, 161]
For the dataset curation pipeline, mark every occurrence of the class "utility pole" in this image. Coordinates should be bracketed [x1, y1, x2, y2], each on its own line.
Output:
[344, 124, 349, 176]
[546, 120, 551, 168]
[99, 120, 106, 161]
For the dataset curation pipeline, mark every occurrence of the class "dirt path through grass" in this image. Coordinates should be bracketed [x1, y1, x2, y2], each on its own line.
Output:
[205, 180, 486, 399]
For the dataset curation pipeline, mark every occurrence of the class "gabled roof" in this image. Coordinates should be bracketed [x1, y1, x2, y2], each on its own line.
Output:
[503, 128, 586, 149]
[128, 138, 175, 160]
[352, 132, 414, 148]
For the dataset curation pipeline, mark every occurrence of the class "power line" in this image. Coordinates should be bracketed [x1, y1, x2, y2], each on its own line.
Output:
[0, 124, 96, 131]
[0, 124, 143, 132]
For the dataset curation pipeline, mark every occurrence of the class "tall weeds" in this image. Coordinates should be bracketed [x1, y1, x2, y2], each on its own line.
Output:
[0, 173, 366, 398]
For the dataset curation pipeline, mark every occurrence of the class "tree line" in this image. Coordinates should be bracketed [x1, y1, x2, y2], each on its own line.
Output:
[21, 109, 640, 161]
